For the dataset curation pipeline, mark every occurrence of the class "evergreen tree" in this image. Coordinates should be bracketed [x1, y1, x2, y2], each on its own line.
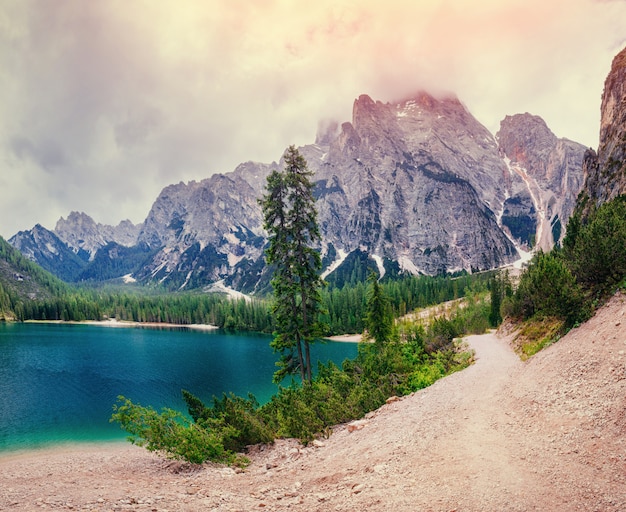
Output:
[363, 272, 393, 347]
[260, 146, 324, 383]
[489, 274, 502, 327]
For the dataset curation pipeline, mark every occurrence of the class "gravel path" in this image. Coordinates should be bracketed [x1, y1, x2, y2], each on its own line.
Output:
[1, 293, 625, 511]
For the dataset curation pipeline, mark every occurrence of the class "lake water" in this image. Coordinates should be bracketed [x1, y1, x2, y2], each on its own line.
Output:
[0, 323, 357, 452]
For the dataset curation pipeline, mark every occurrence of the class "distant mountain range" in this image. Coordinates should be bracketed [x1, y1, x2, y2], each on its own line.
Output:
[8, 91, 587, 292]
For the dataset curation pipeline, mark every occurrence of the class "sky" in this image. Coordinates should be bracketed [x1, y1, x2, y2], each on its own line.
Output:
[1, 0, 625, 239]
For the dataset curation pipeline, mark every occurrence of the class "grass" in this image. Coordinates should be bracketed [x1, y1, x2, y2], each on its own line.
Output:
[513, 316, 566, 360]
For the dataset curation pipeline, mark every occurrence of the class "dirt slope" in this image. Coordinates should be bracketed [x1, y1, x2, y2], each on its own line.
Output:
[1, 293, 625, 511]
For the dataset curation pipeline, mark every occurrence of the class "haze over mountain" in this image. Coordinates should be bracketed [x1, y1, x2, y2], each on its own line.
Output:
[9, 91, 586, 291]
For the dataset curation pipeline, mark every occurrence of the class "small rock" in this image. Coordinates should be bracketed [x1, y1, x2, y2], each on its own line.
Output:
[386, 395, 400, 404]
[352, 483, 365, 494]
[347, 420, 368, 432]
[312, 439, 325, 448]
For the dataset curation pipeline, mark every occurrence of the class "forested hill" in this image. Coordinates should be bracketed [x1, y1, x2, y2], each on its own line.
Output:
[0, 236, 70, 319]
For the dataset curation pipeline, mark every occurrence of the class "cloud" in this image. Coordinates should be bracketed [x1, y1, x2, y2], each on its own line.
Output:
[0, 0, 625, 238]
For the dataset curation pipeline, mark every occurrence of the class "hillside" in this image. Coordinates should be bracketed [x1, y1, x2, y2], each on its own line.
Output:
[0, 236, 69, 319]
[1, 292, 624, 510]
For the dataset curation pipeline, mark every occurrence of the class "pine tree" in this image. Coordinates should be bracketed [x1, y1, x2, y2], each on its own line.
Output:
[363, 272, 393, 347]
[260, 146, 324, 383]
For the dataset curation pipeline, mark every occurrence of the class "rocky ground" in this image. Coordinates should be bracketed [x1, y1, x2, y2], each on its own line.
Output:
[1, 293, 625, 511]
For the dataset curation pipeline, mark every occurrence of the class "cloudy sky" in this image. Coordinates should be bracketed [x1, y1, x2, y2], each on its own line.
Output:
[1, 0, 625, 238]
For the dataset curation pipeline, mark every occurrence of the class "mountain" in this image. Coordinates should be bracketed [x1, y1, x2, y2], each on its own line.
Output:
[496, 113, 585, 249]
[54, 211, 143, 260]
[9, 92, 586, 291]
[579, 46, 626, 217]
[8, 224, 87, 282]
[127, 93, 584, 290]
[9, 213, 145, 282]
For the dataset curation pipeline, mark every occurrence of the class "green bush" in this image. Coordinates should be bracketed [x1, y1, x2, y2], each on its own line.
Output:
[511, 251, 584, 327]
[564, 197, 626, 294]
[182, 391, 274, 452]
[111, 285, 482, 464]
[110, 396, 237, 465]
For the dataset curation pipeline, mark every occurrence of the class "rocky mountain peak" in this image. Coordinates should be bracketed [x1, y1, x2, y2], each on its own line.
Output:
[497, 113, 558, 169]
[8, 223, 86, 281]
[599, 47, 626, 157]
[8, 87, 588, 291]
[496, 113, 585, 249]
[55, 212, 107, 257]
[54, 211, 141, 260]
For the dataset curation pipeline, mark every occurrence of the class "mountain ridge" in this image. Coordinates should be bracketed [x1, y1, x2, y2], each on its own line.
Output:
[8, 91, 586, 290]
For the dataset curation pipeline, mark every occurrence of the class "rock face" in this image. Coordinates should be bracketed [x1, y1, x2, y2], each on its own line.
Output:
[9, 92, 586, 290]
[308, 93, 518, 275]
[580, 46, 626, 215]
[497, 113, 586, 249]
[133, 170, 269, 290]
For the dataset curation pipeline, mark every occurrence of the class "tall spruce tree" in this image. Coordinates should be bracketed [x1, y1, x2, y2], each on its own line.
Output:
[260, 146, 324, 384]
[363, 272, 393, 347]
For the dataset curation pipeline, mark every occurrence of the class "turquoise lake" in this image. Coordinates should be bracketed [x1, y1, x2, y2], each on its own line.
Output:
[0, 323, 357, 452]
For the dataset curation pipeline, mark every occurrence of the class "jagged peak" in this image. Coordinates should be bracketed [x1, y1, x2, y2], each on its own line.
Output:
[56, 211, 96, 229]
[394, 90, 461, 109]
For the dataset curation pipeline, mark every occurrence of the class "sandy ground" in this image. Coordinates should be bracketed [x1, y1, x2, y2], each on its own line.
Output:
[325, 333, 362, 343]
[2, 293, 625, 511]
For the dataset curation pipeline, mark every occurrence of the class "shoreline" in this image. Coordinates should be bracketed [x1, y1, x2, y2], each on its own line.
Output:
[325, 333, 362, 343]
[23, 318, 219, 331]
[0, 439, 133, 467]
[21, 319, 362, 340]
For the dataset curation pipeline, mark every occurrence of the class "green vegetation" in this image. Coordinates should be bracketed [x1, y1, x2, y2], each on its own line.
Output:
[111, 280, 491, 464]
[362, 272, 393, 346]
[563, 196, 626, 295]
[513, 317, 565, 360]
[110, 395, 248, 466]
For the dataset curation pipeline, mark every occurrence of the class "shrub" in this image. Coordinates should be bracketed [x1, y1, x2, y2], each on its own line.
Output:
[511, 251, 584, 327]
[110, 396, 236, 465]
[182, 391, 274, 452]
[565, 197, 626, 294]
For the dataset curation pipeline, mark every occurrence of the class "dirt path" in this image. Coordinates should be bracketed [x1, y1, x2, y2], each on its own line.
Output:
[1, 294, 625, 511]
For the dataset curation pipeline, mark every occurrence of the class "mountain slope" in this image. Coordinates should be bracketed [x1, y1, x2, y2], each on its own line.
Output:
[9, 224, 87, 281]
[0, 236, 69, 319]
[9, 213, 145, 283]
